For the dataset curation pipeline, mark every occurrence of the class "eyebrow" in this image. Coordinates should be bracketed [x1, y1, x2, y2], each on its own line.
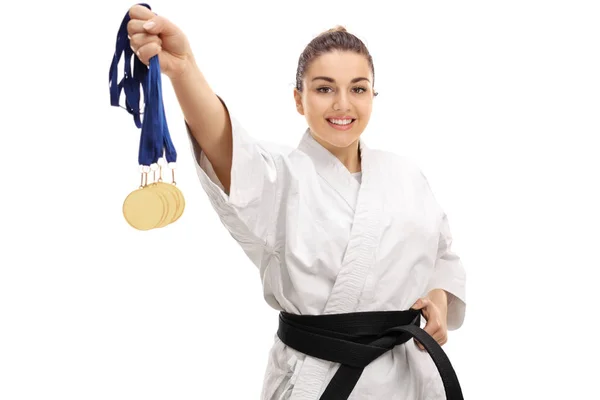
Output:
[311, 76, 371, 84]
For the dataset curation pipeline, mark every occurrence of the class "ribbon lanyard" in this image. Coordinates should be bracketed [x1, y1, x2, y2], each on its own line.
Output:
[109, 2, 176, 167]
[109, 4, 185, 231]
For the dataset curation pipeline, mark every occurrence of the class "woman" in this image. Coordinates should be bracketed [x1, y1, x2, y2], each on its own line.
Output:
[127, 4, 466, 399]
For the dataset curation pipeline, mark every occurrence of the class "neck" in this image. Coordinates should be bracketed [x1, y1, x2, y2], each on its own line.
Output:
[312, 134, 362, 173]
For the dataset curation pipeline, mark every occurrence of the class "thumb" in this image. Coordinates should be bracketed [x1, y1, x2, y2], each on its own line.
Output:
[142, 15, 180, 36]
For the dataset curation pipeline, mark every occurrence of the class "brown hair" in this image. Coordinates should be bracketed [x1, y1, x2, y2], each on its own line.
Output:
[295, 25, 376, 93]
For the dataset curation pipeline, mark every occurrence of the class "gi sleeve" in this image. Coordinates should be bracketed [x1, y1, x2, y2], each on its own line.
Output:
[426, 212, 467, 331]
[185, 95, 284, 252]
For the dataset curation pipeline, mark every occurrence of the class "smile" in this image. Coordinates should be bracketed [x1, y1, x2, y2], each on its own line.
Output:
[326, 118, 356, 130]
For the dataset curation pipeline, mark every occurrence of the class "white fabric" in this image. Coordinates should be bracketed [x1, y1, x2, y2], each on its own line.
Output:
[187, 97, 466, 400]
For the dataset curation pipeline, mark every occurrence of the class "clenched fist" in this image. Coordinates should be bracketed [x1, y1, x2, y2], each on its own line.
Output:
[127, 4, 194, 80]
[411, 289, 449, 350]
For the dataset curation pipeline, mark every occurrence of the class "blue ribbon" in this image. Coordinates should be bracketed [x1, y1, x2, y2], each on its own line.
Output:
[109, 3, 177, 166]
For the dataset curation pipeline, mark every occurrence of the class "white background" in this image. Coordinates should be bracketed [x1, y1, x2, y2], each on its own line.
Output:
[1, 0, 599, 399]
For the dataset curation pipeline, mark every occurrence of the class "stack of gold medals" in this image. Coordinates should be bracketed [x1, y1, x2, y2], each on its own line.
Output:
[122, 161, 185, 230]
[109, 4, 185, 230]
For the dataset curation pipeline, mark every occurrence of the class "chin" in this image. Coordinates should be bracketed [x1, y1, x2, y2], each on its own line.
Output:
[311, 123, 362, 149]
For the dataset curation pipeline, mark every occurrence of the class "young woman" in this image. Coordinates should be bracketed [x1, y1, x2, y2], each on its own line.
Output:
[127, 4, 466, 399]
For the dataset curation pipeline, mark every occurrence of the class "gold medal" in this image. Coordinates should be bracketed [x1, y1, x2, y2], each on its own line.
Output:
[169, 183, 185, 223]
[122, 184, 165, 231]
[152, 182, 178, 228]
[122, 164, 185, 230]
[156, 163, 185, 226]
[167, 165, 186, 224]
[149, 182, 171, 228]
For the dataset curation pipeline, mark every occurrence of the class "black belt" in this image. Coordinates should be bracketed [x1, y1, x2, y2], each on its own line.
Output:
[277, 310, 463, 400]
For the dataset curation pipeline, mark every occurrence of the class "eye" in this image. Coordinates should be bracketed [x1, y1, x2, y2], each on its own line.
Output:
[316, 86, 367, 94]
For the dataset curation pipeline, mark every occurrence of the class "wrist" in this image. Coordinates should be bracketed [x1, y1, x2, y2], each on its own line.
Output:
[427, 289, 448, 313]
[169, 54, 199, 84]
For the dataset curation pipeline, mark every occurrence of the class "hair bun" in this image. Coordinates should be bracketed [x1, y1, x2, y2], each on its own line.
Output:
[327, 25, 347, 33]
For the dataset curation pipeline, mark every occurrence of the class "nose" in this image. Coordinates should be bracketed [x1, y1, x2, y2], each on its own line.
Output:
[333, 90, 351, 111]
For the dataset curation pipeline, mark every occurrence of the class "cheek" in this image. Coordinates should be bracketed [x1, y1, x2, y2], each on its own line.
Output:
[304, 96, 328, 119]
[357, 102, 373, 119]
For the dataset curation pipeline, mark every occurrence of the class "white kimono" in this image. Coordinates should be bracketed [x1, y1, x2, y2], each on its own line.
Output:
[187, 97, 466, 400]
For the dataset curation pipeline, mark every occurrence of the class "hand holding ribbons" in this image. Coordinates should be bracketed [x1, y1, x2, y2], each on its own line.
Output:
[109, 3, 185, 230]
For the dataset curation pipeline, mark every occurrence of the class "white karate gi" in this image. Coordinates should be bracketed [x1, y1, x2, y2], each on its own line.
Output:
[187, 97, 466, 400]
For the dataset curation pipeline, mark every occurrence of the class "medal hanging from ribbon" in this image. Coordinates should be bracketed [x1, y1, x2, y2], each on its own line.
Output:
[109, 4, 185, 230]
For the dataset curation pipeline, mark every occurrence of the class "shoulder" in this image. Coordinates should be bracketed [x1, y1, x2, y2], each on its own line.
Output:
[254, 139, 315, 181]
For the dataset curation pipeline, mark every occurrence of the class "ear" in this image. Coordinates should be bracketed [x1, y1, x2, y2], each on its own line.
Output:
[293, 88, 304, 115]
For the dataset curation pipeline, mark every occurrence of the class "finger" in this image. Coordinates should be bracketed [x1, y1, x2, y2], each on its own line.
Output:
[129, 4, 155, 21]
[427, 325, 448, 347]
[414, 338, 425, 351]
[130, 32, 162, 52]
[137, 14, 180, 37]
[423, 317, 440, 338]
[430, 328, 447, 345]
[415, 335, 447, 350]
[127, 19, 147, 37]
[411, 298, 429, 311]
[414, 329, 446, 350]
[135, 42, 162, 65]
[127, 9, 176, 37]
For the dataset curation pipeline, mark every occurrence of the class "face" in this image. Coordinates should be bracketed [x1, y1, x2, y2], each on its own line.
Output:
[294, 50, 376, 150]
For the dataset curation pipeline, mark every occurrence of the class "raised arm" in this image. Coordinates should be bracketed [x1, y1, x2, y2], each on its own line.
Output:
[128, 4, 233, 192]
[169, 60, 234, 193]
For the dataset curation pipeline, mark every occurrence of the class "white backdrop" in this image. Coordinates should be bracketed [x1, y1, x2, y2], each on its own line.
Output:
[1, 0, 599, 399]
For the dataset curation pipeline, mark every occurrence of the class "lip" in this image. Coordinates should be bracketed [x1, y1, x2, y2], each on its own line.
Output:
[326, 116, 355, 120]
[326, 118, 356, 131]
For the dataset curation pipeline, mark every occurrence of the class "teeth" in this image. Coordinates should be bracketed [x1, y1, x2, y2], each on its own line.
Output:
[328, 119, 353, 125]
